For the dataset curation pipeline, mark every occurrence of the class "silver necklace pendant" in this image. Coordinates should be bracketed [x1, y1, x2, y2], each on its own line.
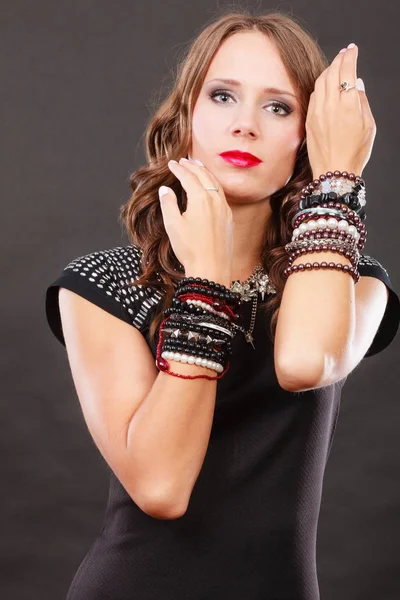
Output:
[229, 263, 278, 350]
[244, 330, 256, 350]
[231, 292, 258, 349]
[230, 264, 277, 303]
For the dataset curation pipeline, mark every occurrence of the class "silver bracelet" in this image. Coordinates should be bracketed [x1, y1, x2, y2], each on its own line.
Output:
[291, 207, 355, 228]
[167, 313, 235, 338]
[286, 238, 359, 255]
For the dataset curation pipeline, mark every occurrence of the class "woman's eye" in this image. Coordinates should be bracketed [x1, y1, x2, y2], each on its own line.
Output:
[209, 90, 292, 117]
[209, 90, 233, 104]
[268, 102, 292, 116]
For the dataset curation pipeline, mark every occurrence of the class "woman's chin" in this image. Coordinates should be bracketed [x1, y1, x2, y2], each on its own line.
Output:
[224, 190, 259, 204]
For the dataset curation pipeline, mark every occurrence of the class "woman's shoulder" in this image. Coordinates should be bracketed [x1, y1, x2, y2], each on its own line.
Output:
[45, 243, 164, 346]
[58, 242, 164, 305]
[357, 252, 400, 357]
[62, 242, 144, 276]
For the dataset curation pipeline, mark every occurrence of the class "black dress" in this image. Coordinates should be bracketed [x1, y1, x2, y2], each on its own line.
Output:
[45, 244, 400, 600]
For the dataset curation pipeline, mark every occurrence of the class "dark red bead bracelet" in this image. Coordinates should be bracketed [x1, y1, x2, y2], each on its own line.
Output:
[284, 261, 360, 283]
[287, 245, 359, 268]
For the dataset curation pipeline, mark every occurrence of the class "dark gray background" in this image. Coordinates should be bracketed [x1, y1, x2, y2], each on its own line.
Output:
[1, 1, 399, 598]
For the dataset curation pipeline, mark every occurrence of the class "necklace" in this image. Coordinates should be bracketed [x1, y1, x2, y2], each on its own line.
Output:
[229, 264, 277, 349]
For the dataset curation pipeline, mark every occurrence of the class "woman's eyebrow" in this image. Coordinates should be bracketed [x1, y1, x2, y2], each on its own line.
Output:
[205, 77, 298, 101]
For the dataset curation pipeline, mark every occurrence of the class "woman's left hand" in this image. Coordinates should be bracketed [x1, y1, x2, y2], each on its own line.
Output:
[305, 43, 377, 179]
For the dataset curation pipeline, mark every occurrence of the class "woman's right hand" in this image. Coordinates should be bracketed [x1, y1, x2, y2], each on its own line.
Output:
[158, 157, 234, 288]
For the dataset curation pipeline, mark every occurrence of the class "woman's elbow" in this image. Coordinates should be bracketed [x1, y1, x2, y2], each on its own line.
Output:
[275, 354, 323, 392]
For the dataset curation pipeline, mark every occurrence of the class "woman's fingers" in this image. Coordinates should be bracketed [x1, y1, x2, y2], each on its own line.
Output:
[325, 48, 347, 102]
[316, 45, 359, 109]
[167, 158, 227, 218]
[357, 85, 377, 136]
[177, 158, 223, 198]
[313, 68, 327, 112]
[338, 44, 360, 107]
[167, 159, 215, 199]
[158, 185, 182, 229]
[158, 157, 234, 275]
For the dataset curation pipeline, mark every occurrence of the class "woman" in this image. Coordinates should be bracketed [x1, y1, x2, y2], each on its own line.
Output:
[45, 10, 400, 600]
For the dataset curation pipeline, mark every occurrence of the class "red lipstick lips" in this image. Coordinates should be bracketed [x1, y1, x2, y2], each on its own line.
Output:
[219, 150, 262, 168]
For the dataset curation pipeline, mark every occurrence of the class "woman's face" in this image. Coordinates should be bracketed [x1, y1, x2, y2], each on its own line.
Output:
[190, 31, 304, 203]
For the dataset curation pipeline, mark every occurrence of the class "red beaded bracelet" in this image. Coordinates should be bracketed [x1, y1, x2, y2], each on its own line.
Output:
[177, 291, 238, 321]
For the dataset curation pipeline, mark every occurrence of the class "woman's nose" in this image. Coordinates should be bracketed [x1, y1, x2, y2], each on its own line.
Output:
[229, 110, 260, 138]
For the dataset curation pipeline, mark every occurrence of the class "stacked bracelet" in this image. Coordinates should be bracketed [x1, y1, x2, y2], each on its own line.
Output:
[291, 203, 366, 249]
[155, 277, 241, 380]
[292, 210, 366, 251]
[298, 170, 366, 219]
[285, 169, 368, 284]
[285, 238, 360, 268]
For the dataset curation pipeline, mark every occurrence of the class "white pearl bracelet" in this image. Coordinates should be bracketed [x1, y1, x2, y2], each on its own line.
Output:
[184, 298, 231, 320]
[292, 217, 360, 241]
[161, 351, 224, 373]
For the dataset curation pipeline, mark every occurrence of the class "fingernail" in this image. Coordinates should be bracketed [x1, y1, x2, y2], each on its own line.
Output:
[159, 186, 169, 198]
[168, 159, 178, 164]
[357, 78, 365, 92]
[339, 48, 347, 53]
[194, 159, 204, 166]
[347, 42, 356, 49]
[180, 157, 189, 162]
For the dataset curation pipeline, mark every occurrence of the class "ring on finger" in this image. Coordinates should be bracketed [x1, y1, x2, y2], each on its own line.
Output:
[340, 80, 358, 92]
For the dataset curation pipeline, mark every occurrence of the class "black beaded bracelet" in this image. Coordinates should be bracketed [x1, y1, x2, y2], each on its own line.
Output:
[162, 321, 233, 350]
[175, 276, 241, 305]
[163, 338, 228, 362]
[298, 191, 365, 219]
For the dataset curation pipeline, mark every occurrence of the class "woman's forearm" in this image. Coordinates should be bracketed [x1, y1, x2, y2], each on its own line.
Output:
[274, 250, 355, 391]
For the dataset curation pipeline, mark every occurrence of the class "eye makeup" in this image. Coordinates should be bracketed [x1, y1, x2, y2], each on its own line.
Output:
[208, 88, 294, 117]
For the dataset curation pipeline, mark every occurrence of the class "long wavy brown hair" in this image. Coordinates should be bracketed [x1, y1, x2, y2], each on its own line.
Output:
[119, 8, 329, 346]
